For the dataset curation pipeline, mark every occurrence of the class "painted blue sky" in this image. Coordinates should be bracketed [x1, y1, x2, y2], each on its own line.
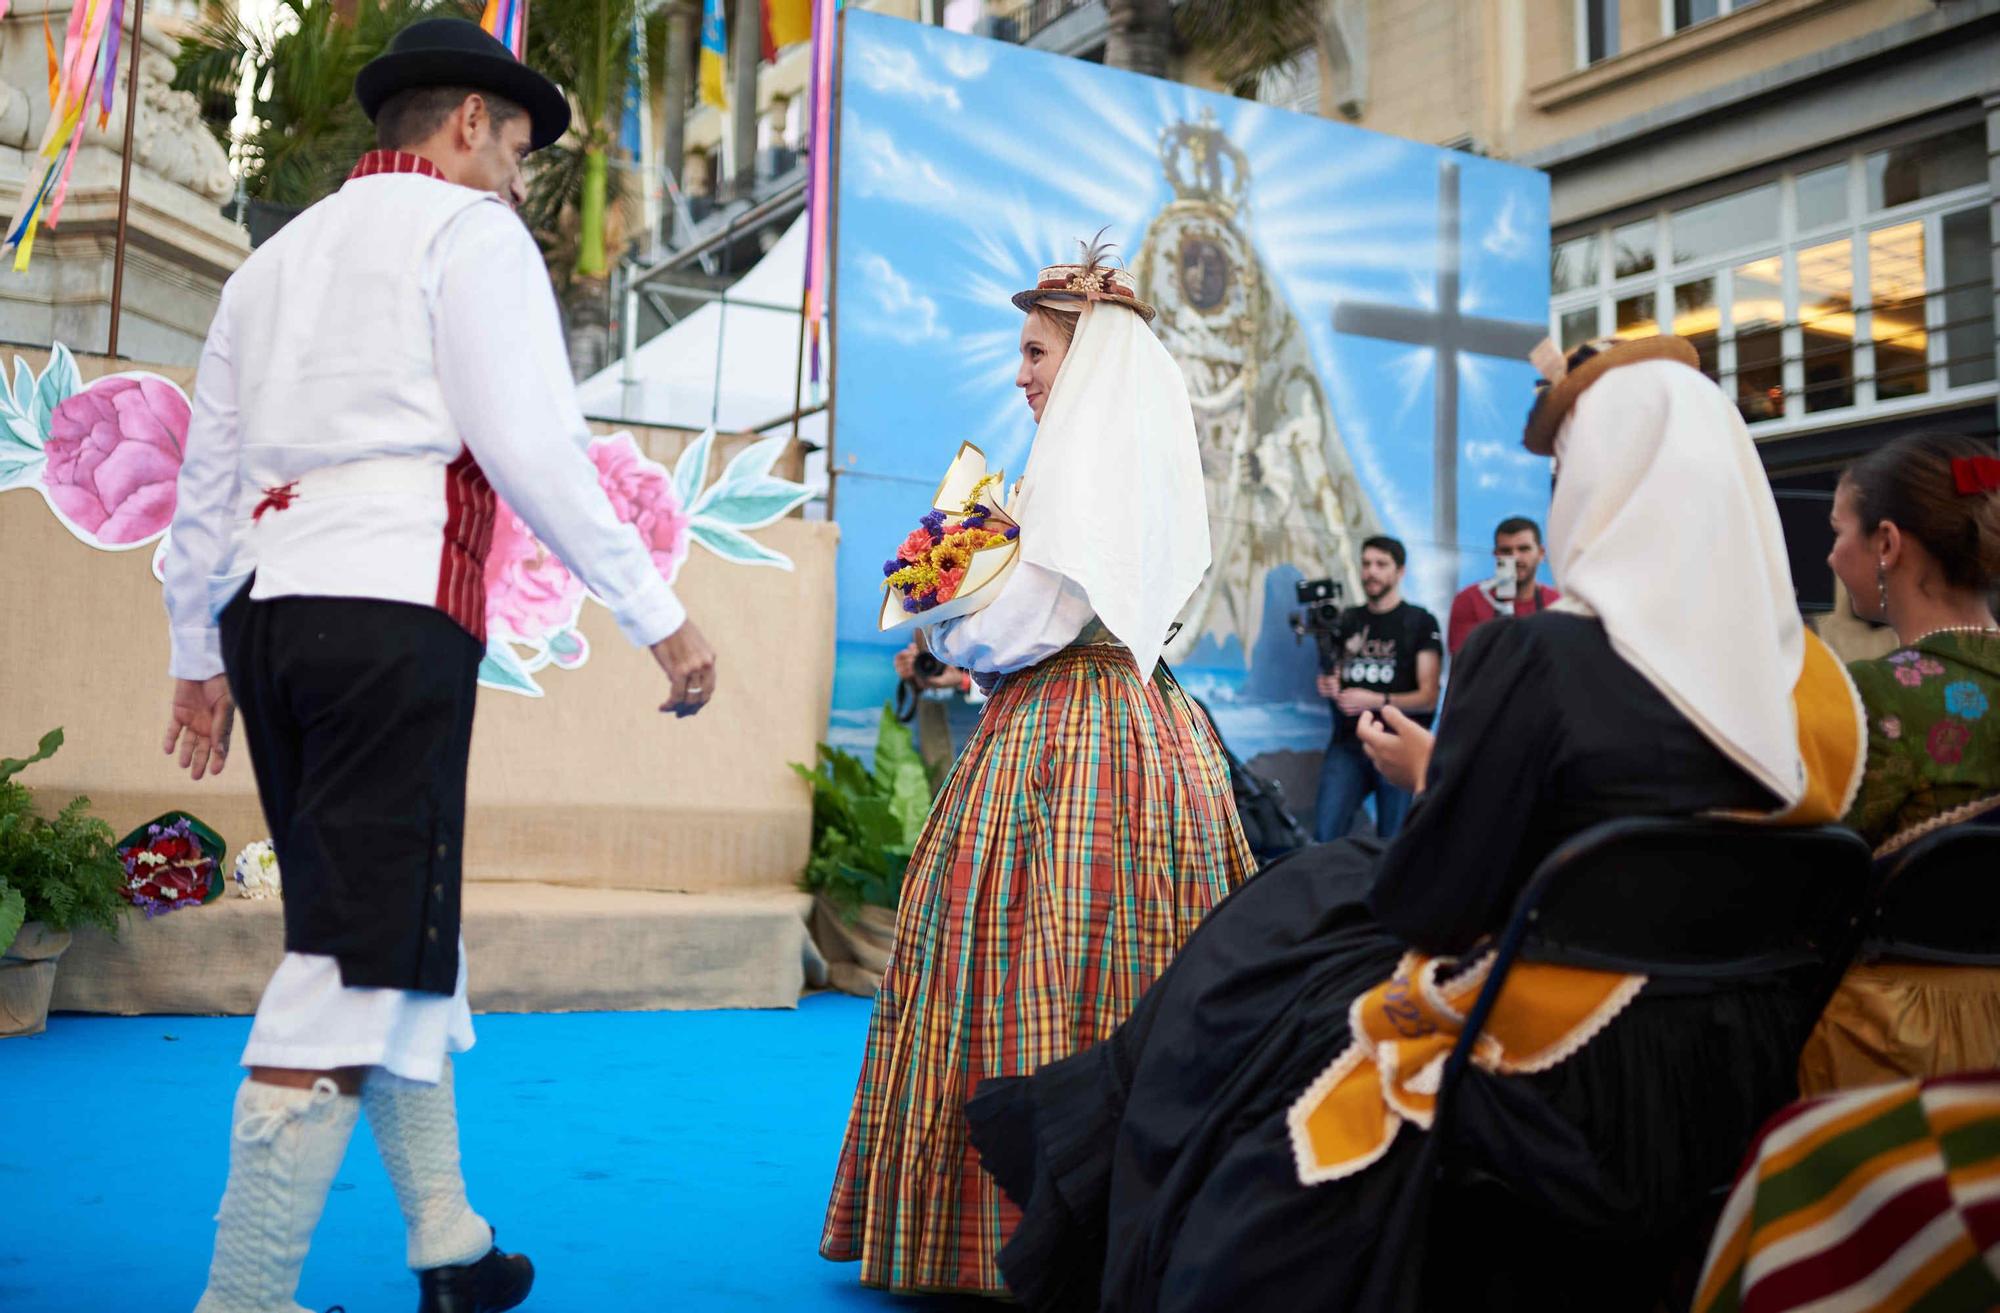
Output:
[831, 10, 1550, 679]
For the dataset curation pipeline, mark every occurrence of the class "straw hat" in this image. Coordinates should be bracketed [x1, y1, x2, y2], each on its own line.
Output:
[1522, 335, 1702, 456]
[1011, 230, 1156, 323]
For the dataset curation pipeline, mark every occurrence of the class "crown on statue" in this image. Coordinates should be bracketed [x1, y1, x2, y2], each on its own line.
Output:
[1158, 109, 1250, 211]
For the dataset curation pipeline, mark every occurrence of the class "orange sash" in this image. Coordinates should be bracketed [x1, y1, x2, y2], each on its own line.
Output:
[1286, 632, 1865, 1185]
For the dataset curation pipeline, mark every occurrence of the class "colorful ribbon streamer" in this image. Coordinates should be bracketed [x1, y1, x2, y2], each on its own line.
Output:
[800, 0, 837, 384]
[478, 0, 526, 58]
[6, 0, 126, 272]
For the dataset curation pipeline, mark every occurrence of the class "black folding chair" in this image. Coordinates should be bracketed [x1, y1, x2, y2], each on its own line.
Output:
[1419, 816, 1874, 1311]
[1862, 823, 2000, 966]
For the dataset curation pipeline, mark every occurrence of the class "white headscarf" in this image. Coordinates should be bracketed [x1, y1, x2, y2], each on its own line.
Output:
[1548, 358, 1807, 806]
[1009, 302, 1211, 680]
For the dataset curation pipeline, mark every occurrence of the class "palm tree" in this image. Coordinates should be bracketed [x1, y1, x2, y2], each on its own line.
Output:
[521, 0, 652, 376]
[174, 0, 475, 212]
[1105, 0, 1326, 98]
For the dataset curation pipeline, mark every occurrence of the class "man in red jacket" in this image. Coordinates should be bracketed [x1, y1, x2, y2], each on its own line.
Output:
[1447, 516, 1561, 657]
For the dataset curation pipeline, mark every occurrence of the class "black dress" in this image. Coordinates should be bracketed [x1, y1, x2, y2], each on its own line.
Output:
[966, 613, 1808, 1312]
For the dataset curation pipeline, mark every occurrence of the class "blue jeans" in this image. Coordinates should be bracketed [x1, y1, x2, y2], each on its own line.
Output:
[1314, 737, 1413, 843]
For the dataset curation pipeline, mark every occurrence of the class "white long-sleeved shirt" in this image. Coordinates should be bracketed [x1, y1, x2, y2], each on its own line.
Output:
[163, 157, 684, 680]
[927, 561, 1096, 673]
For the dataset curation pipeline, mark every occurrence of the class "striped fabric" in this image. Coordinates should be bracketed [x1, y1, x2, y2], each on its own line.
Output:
[436, 448, 497, 641]
[1695, 1073, 2000, 1313]
[820, 645, 1255, 1294]
[347, 150, 446, 183]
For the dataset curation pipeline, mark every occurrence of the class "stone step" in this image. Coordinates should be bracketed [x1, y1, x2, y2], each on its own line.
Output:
[48, 882, 825, 1016]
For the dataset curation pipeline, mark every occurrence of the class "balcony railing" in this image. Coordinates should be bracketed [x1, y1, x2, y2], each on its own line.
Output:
[983, 0, 1094, 45]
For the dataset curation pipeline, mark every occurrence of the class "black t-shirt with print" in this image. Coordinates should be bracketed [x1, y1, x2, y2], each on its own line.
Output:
[1329, 600, 1443, 741]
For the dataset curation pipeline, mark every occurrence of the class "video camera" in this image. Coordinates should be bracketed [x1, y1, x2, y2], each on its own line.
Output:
[1289, 577, 1345, 673]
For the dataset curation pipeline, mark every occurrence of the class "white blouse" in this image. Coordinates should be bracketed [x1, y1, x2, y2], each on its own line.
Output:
[927, 561, 1096, 674]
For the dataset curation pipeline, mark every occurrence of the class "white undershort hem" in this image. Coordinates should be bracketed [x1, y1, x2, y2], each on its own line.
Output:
[240, 938, 474, 1084]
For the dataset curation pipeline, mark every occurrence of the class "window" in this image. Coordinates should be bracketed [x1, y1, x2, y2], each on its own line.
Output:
[1669, 0, 1764, 32]
[1549, 123, 1995, 435]
[1611, 219, 1655, 278]
[1578, 0, 1618, 66]
[1671, 182, 1779, 265]
[1941, 207, 1996, 388]
[1552, 234, 1599, 296]
[1797, 240, 1854, 413]
[1794, 163, 1848, 232]
[1866, 125, 1987, 211]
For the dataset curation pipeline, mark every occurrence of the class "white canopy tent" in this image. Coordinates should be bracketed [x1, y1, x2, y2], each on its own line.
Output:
[577, 216, 827, 453]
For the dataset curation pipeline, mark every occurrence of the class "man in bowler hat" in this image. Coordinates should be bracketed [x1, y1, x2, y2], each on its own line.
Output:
[161, 18, 718, 1312]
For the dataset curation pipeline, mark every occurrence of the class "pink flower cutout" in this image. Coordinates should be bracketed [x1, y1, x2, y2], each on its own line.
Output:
[1879, 716, 1902, 741]
[1893, 666, 1924, 688]
[589, 433, 690, 584]
[483, 502, 585, 642]
[1916, 658, 1945, 678]
[41, 375, 189, 544]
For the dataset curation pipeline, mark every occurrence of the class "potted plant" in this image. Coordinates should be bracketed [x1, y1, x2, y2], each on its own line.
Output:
[791, 704, 931, 996]
[0, 730, 127, 1037]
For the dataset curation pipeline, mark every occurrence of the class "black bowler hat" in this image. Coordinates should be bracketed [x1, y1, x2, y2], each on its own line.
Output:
[355, 18, 571, 152]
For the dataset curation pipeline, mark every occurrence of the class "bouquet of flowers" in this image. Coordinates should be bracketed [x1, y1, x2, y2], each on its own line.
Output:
[879, 443, 1021, 630]
[116, 813, 225, 918]
[231, 840, 282, 900]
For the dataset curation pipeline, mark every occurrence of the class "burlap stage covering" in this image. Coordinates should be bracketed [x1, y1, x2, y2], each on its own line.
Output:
[4, 346, 839, 1013]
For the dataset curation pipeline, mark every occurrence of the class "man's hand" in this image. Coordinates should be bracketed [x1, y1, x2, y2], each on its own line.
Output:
[1315, 672, 1341, 699]
[1334, 687, 1385, 717]
[893, 645, 918, 681]
[1358, 706, 1435, 795]
[650, 620, 717, 718]
[163, 676, 235, 781]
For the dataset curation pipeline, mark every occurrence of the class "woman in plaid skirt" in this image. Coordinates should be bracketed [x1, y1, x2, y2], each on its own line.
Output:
[818, 241, 1256, 1294]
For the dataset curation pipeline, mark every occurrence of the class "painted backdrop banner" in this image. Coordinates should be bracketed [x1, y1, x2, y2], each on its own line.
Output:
[829, 12, 1551, 785]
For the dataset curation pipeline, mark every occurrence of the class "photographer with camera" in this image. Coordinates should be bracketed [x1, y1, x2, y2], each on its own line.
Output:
[1447, 516, 1561, 657]
[1304, 535, 1440, 841]
[894, 635, 975, 783]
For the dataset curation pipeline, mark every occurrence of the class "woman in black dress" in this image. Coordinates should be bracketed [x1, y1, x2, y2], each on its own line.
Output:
[965, 338, 1866, 1312]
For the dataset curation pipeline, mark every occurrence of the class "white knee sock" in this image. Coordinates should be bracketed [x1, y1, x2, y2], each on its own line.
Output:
[194, 1077, 358, 1313]
[361, 1059, 492, 1271]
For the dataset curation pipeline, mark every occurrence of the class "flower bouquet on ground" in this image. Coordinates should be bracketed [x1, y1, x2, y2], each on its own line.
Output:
[878, 442, 1021, 631]
[116, 813, 225, 918]
[231, 840, 282, 900]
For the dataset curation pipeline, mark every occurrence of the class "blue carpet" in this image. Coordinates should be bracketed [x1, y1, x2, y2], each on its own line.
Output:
[0, 995, 978, 1312]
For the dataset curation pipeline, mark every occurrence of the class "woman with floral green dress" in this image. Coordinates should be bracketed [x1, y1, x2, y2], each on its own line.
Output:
[1802, 431, 2000, 1092]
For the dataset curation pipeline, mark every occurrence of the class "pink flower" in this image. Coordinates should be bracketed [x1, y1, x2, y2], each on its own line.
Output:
[898, 528, 935, 564]
[935, 566, 967, 604]
[1927, 720, 1970, 767]
[589, 433, 690, 584]
[1894, 666, 1924, 687]
[483, 502, 584, 641]
[1879, 716, 1902, 741]
[41, 375, 189, 544]
[1916, 658, 1945, 678]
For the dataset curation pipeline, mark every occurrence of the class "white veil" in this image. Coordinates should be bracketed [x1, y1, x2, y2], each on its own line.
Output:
[1008, 302, 1211, 680]
[1548, 359, 1807, 806]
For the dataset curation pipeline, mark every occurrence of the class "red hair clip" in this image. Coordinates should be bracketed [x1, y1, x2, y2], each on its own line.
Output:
[1952, 455, 2000, 496]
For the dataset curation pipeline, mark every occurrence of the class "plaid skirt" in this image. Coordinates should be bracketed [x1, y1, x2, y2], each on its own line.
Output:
[820, 645, 1255, 1293]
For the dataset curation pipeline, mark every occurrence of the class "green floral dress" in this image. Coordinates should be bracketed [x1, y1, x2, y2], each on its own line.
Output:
[1842, 630, 2000, 847]
[1802, 629, 2000, 1094]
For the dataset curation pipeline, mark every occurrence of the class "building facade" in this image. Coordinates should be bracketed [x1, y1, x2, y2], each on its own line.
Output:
[1519, 0, 1998, 606]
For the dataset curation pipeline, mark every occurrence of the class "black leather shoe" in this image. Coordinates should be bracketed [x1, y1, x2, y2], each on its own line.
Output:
[417, 1240, 535, 1313]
